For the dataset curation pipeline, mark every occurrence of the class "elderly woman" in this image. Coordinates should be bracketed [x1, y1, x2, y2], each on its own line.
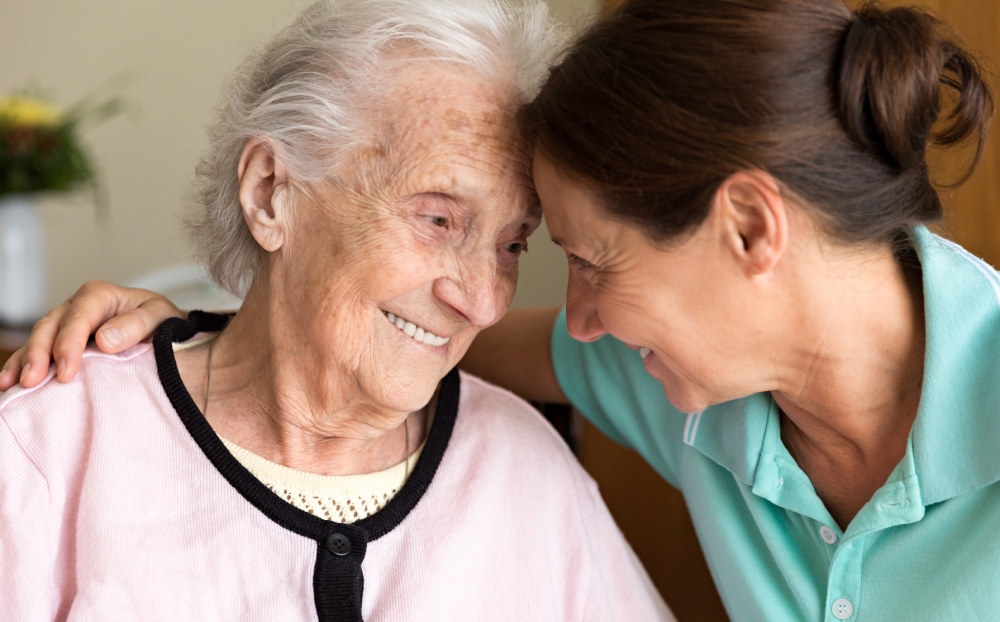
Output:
[0, 1, 672, 620]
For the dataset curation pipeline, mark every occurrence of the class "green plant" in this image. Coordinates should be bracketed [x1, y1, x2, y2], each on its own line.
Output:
[0, 91, 124, 219]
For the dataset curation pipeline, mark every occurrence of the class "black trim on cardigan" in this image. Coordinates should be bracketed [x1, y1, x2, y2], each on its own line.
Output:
[152, 311, 460, 622]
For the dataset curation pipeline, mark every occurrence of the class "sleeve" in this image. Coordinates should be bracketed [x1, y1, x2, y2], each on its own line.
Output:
[577, 475, 677, 622]
[551, 308, 688, 487]
[0, 416, 57, 621]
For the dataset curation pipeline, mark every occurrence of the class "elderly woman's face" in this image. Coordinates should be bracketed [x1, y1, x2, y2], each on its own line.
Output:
[273, 63, 538, 414]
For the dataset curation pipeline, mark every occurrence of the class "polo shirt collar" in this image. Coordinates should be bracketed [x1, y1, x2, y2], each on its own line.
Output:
[909, 227, 1000, 504]
[683, 227, 1000, 506]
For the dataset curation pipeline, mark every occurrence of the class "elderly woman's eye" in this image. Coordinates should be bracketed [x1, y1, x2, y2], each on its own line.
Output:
[505, 242, 527, 254]
[424, 215, 449, 227]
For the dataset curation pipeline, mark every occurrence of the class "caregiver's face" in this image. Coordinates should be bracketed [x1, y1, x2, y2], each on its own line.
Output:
[280, 64, 538, 415]
[535, 149, 746, 413]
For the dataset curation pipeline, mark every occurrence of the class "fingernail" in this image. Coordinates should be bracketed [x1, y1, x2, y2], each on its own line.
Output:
[19, 362, 31, 382]
[102, 327, 125, 348]
[57, 358, 66, 380]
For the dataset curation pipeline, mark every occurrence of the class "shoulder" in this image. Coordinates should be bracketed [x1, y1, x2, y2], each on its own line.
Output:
[0, 344, 157, 460]
[1, 343, 154, 412]
[455, 370, 585, 476]
[457, 371, 572, 449]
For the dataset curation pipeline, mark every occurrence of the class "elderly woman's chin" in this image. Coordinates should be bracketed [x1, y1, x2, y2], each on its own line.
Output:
[358, 334, 475, 415]
[363, 365, 448, 414]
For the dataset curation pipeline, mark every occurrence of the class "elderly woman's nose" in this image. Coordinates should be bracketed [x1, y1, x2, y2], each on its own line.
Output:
[433, 266, 500, 327]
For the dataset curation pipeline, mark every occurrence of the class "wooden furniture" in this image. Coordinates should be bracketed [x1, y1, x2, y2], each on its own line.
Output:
[0, 331, 25, 369]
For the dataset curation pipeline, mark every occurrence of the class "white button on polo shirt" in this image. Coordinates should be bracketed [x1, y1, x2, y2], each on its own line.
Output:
[832, 598, 853, 619]
[819, 525, 837, 544]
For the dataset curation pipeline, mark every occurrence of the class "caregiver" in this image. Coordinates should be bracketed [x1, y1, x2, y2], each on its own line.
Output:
[5, 0, 1000, 620]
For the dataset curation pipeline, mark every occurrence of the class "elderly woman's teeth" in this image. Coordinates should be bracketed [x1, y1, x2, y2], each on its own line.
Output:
[384, 311, 450, 347]
[639, 347, 651, 359]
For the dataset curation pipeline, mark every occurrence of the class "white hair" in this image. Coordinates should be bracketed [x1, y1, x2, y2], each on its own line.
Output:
[188, 0, 567, 296]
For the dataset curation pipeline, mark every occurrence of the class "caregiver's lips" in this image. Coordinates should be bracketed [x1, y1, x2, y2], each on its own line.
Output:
[626, 344, 653, 360]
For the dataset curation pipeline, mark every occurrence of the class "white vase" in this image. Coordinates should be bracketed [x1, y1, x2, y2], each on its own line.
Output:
[0, 195, 47, 326]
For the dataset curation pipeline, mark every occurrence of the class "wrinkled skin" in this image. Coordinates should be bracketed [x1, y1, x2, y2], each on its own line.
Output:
[183, 61, 539, 474]
[253, 61, 537, 424]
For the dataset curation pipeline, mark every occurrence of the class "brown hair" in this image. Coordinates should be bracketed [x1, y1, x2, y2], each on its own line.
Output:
[519, 0, 994, 244]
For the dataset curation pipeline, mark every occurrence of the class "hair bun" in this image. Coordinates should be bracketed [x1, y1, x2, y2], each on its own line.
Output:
[838, 2, 992, 179]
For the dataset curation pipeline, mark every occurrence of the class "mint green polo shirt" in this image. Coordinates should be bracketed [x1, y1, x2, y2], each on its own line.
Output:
[552, 227, 1000, 622]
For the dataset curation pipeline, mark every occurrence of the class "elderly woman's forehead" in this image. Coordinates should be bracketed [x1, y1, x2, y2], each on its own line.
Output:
[378, 63, 519, 138]
[336, 61, 532, 205]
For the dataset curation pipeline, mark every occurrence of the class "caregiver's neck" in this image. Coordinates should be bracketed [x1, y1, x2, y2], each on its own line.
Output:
[173, 274, 429, 478]
[769, 234, 925, 530]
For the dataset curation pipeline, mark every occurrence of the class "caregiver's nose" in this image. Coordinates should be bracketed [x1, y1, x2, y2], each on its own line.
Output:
[565, 274, 606, 343]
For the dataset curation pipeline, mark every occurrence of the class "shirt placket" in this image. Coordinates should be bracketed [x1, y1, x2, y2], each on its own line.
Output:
[751, 437, 924, 622]
[826, 475, 924, 621]
[824, 533, 862, 621]
[752, 452, 846, 620]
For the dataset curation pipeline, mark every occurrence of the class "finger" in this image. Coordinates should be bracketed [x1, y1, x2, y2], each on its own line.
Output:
[95, 296, 181, 353]
[18, 304, 71, 388]
[0, 348, 25, 390]
[49, 281, 146, 383]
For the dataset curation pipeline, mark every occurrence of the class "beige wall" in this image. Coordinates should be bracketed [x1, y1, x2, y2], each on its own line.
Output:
[0, 0, 596, 310]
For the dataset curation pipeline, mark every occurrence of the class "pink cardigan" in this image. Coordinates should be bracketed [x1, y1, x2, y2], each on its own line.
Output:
[0, 314, 672, 621]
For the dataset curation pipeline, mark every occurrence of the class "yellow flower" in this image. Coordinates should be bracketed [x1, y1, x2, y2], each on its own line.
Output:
[0, 96, 63, 127]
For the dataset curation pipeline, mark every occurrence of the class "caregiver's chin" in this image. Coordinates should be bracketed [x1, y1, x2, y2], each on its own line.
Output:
[537, 148, 926, 528]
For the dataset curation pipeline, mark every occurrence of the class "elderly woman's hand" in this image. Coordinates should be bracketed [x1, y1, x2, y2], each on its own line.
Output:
[0, 281, 183, 390]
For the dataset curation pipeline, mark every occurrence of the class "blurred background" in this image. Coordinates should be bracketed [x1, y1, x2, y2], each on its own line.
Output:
[0, 0, 594, 314]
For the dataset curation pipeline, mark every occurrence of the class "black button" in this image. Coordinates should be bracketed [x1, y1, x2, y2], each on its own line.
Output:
[326, 533, 352, 556]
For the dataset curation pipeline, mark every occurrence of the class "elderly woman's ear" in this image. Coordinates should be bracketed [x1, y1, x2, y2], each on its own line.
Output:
[238, 139, 291, 252]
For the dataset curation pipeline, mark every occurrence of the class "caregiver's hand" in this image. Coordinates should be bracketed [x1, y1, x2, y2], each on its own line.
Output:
[0, 281, 185, 390]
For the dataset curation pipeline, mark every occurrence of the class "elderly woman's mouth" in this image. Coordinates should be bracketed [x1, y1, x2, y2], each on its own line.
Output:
[383, 310, 452, 347]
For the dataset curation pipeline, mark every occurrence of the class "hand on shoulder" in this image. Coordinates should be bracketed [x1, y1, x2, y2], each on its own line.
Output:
[0, 281, 184, 390]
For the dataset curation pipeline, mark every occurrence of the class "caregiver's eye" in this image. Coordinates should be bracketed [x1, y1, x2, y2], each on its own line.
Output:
[424, 215, 449, 227]
[568, 254, 594, 270]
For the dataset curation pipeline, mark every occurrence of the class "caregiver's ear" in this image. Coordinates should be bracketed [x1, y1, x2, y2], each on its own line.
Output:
[714, 170, 788, 275]
[238, 138, 290, 252]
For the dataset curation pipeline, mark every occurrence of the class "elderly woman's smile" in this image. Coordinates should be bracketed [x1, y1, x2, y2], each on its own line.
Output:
[381, 310, 451, 347]
[180, 60, 539, 475]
